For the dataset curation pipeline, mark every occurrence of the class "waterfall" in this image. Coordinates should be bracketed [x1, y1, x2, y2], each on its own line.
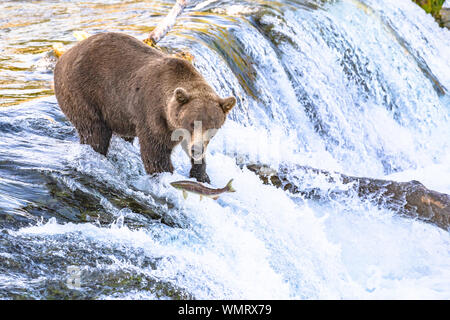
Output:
[0, 0, 449, 299]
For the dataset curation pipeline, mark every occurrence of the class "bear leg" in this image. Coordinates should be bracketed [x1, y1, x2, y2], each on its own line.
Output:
[65, 101, 112, 155]
[189, 159, 210, 183]
[78, 119, 112, 156]
[138, 132, 174, 174]
[58, 93, 112, 156]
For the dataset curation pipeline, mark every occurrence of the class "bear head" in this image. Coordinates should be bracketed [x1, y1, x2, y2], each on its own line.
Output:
[167, 87, 236, 163]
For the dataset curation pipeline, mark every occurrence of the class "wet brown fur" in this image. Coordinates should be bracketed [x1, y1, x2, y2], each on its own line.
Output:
[54, 32, 235, 182]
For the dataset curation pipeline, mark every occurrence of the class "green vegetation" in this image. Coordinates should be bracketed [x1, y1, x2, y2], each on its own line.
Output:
[412, 0, 449, 28]
[412, 0, 445, 18]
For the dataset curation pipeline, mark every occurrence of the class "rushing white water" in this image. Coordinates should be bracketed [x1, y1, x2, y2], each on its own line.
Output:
[1, 0, 449, 299]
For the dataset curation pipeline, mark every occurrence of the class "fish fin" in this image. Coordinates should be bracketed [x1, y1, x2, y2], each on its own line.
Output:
[226, 179, 236, 192]
[183, 190, 188, 200]
[212, 196, 219, 200]
[200, 195, 203, 201]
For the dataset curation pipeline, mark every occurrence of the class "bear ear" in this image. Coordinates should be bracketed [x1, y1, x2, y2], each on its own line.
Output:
[220, 96, 236, 114]
[174, 87, 190, 104]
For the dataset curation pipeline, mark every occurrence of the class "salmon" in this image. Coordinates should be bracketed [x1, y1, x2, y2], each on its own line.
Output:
[170, 179, 235, 200]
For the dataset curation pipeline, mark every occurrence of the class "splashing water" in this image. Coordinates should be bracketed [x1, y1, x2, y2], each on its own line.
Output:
[0, 0, 449, 299]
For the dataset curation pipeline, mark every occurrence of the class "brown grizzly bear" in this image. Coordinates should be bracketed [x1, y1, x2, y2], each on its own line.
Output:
[54, 32, 236, 183]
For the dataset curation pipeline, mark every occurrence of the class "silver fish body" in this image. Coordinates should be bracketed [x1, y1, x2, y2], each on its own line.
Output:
[170, 179, 235, 200]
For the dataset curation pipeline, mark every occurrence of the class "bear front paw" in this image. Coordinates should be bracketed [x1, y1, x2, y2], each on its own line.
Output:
[189, 170, 210, 184]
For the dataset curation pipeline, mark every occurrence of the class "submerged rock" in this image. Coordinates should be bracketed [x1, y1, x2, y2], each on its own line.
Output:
[247, 164, 450, 231]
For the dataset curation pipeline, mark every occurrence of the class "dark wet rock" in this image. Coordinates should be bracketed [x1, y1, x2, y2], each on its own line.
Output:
[0, 231, 193, 299]
[247, 164, 450, 230]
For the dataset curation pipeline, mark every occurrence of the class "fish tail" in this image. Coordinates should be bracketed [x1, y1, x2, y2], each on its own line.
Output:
[226, 179, 236, 193]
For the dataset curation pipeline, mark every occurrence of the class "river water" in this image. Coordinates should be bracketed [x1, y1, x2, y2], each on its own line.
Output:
[0, 0, 449, 299]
